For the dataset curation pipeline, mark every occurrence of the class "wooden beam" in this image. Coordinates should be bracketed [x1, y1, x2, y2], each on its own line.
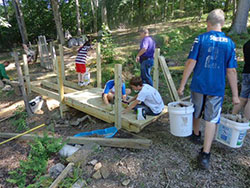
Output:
[49, 163, 74, 188]
[153, 48, 160, 90]
[30, 83, 59, 100]
[41, 80, 77, 93]
[14, 51, 33, 116]
[0, 133, 152, 149]
[159, 56, 180, 101]
[115, 64, 122, 130]
[22, 54, 31, 95]
[63, 80, 92, 90]
[96, 42, 101, 88]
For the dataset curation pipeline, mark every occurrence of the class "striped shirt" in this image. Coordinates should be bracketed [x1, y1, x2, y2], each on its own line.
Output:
[75, 45, 91, 64]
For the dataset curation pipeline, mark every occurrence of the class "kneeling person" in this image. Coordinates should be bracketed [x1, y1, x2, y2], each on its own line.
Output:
[123, 77, 164, 116]
[102, 79, 131, 105]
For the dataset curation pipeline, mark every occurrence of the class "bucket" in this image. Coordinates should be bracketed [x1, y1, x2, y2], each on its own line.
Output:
[168, 101, 194, 137]
[215, 116, 250, 148]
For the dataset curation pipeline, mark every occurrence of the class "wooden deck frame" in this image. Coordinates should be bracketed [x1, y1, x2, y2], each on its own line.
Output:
[27, 44, 168, 133]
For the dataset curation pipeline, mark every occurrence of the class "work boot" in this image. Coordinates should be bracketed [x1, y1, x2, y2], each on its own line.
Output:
[197, 149, 211, 170]
[189, 131, 202, 144]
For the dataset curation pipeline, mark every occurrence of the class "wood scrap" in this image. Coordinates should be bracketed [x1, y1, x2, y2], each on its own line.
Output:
[49, 162, 74, 188]
[0, 114, 15, 123]
[0, 132, 152, 149]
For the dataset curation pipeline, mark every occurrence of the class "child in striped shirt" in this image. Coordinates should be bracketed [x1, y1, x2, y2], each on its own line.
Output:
[75, 40, 91, 86]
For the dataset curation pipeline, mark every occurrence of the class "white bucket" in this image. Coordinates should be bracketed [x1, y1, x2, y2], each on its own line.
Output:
[168, 101, 194, 137]
[216, 116, 250, 148]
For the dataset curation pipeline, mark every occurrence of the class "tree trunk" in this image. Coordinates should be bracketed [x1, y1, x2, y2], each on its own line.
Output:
[12, 0, 28, 44]
[75, 0, 81, 36]
[50, 0, 65, 45]
[101, 0, 108, 26]
[3, 0, 9, 21]
[180, 0, 184, 10]
[171, 0, 175, 17]
[233, 0, 238, 14]
[230, 0, 250, 34]
[90, 0, 98, 32]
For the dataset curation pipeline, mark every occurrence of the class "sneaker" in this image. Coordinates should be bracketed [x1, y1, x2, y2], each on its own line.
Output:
[189, 131, 202, 144]
[197, 150, 210, 170]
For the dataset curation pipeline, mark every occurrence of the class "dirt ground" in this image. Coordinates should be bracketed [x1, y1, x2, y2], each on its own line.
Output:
[0, 45, 249, 188]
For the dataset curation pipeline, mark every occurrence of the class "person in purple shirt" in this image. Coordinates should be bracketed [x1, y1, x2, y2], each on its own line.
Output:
[136, 28, 156, 86]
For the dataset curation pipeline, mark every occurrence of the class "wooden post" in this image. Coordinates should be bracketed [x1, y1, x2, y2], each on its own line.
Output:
[114, 64, 122, 130]
[153, 48, 160, 90]
[14, 51, 33, 116]
[56, 57, 65, 118]
[50, 41, 57, 72]
[37, 38, 44, 67]
[158, 56, 180, 101]
[96, 42, 101, 88]
[23, 54, 31, 95]
[59, 44, 65, 81]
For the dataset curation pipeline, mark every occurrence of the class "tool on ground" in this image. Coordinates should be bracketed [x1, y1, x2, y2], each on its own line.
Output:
[73, 126, 118, 138]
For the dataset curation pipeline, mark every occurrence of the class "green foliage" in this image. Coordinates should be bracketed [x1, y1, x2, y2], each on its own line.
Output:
[11, 106, 28, 132]
[100, 23, 117, 64]
[7, 132, 64, 188]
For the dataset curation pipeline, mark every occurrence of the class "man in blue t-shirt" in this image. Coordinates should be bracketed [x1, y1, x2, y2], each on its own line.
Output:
[136, 28, 155, 86]
[178, 9, 239, 170]
[102, 80, 131, 105]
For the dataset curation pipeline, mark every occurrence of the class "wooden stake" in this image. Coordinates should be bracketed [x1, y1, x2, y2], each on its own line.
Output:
[115, 64, 122, 130]
[49, 163, 74, 188]
[14, 51, 33, 116]
[59, 44, 65, 81]
[96, 42, 102, 88]
[23, 54, 31, 94]
[50, 41, 57, 73]
[153, 48, 160, 90]
[56, 57, 65, 118]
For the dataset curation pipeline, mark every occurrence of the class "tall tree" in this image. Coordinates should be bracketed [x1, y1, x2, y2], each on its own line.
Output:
[230, 0, 250, 34]
[75, 0, 82, 36]
[12, 0, 28, 44]
[50, 0, 65, 45]
[101, 0, 108, 26]
[90, 0, 98, 32]
[180, 0, 184, 11]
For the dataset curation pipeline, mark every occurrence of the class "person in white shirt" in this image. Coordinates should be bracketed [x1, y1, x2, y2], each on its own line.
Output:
[123, 76, 164, 115]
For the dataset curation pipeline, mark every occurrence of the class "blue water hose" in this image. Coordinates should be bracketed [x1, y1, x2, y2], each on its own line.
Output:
[73, 126, 118, 138]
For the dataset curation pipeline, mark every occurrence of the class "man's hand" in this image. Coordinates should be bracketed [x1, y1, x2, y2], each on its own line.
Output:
[136, 56, 140, 63]
[177, 86, 184, 96]
[232, 96, 240, 105]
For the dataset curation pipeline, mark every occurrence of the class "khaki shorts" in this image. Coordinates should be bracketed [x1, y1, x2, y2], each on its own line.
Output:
[191, 91, 223, 123]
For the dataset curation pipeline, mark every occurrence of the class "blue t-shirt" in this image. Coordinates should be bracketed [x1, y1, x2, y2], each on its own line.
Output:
[140, 36, 156, 61]
[103, 80, 126, 95]
[188, 31, 237, 96]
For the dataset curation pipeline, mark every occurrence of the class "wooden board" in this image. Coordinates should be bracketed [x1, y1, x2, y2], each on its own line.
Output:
[64, 88, 168, 133]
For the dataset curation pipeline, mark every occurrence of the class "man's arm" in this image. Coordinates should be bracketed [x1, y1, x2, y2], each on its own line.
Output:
[136, 48, 147, 62]
[123, 99, 140, 113]
[177, 59, 197, 96]
[227, 68, 240, 104]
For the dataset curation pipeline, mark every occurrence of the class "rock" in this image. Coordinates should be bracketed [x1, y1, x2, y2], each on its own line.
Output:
[88, 159, 98, 166]
[122, 179, 130, 186]
[92, 170, 102, 180]
[2, 84, 12, 91]
[94, 162, 102, 171]
[71, 179, 87, 188]
[59, 144, 79, 157]
[49, 163, 65, 179]
[100, 167, 110, 179]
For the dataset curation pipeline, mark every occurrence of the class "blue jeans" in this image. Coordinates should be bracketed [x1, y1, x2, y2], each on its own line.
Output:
[140, 59, 154, 86]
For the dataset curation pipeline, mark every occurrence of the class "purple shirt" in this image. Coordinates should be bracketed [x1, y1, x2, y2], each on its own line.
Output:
[140, 36, 155, 61]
